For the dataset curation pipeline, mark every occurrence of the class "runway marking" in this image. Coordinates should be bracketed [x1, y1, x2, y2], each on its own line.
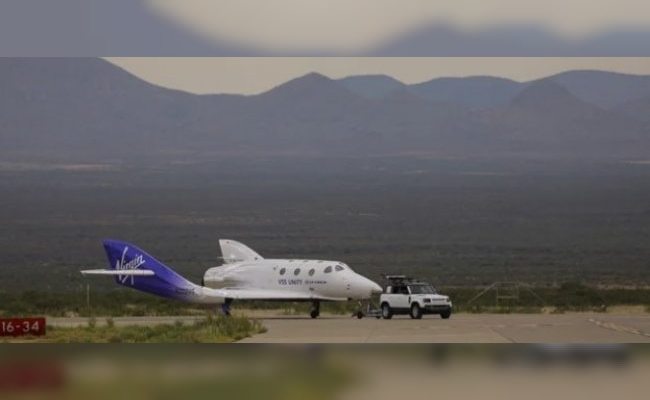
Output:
[480, 318, 516, 343]
[589, 318, 650, 338]
[363, 319, 381, 343]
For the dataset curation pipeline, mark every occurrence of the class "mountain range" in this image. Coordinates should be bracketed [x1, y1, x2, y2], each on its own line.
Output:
[0, 58, 649, 163]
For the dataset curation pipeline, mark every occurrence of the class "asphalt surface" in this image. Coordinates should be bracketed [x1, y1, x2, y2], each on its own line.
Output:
[46, 313, 650, 343]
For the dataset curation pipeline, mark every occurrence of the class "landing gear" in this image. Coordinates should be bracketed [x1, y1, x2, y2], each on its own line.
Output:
[358, 299, 382, 319]
[352, 300, 366, 319]
[310, 300, 320, 319]
[221, 298, 233, 316]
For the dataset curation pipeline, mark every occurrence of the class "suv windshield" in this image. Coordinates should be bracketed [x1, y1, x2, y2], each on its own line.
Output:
[408, 284, 437, 294]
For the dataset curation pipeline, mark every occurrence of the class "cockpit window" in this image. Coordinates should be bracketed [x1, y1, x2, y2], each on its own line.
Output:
[335, 265, 344, 272]
[324, 266, 332, 273]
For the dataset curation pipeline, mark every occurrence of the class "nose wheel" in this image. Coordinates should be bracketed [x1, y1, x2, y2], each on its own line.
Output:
[353, 300, 380, 319]
[355, 299, 382, 319]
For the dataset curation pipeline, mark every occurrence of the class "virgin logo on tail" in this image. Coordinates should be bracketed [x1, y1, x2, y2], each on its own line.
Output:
[116, 246, 145, 285]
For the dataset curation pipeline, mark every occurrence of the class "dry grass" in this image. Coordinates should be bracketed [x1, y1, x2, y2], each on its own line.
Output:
[3, 315, 266, 343]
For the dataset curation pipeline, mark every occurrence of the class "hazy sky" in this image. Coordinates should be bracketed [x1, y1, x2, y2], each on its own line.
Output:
[2, 2, 650, 56]
[147, 0, 650, 51]
[105, 57, 650, 95]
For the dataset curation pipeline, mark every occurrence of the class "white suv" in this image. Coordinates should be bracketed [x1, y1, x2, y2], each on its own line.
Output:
[379, 276, 452, 319]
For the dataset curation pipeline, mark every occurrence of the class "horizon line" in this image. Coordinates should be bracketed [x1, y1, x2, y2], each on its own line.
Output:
[101, 57, 650, 96]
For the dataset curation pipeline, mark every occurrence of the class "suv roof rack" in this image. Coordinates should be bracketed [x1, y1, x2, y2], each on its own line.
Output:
[381, 274, 423, 283]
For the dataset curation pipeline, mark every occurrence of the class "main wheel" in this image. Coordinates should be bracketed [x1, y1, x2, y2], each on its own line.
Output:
[381, 303, 393, 319]
[310, 300, 320, 319]
[356, 311, 364, 319]
[221, 300, 232, 316]
[410, 303, 422, 319]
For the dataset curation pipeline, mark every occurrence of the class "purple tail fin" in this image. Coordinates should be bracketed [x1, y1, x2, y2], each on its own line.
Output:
[102, 240, 198, 301]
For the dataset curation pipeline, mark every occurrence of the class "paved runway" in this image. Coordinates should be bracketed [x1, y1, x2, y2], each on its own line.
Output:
[47, 313, 650, 342]
[238, 313, 650, 343]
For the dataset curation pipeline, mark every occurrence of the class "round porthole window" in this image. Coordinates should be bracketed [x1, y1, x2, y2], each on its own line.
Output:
[279, 268, 286, 275]
[309, 269, 315, 276]
[294, 268, 301, 275]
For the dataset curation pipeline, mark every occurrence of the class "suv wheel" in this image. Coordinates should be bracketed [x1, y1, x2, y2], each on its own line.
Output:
[440, 309, 451, 319]
[381, 303, 393, 319]
[410, 303, 423, 319]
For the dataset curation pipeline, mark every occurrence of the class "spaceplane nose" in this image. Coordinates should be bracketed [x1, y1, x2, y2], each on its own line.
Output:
[369, 280, 383, 294]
